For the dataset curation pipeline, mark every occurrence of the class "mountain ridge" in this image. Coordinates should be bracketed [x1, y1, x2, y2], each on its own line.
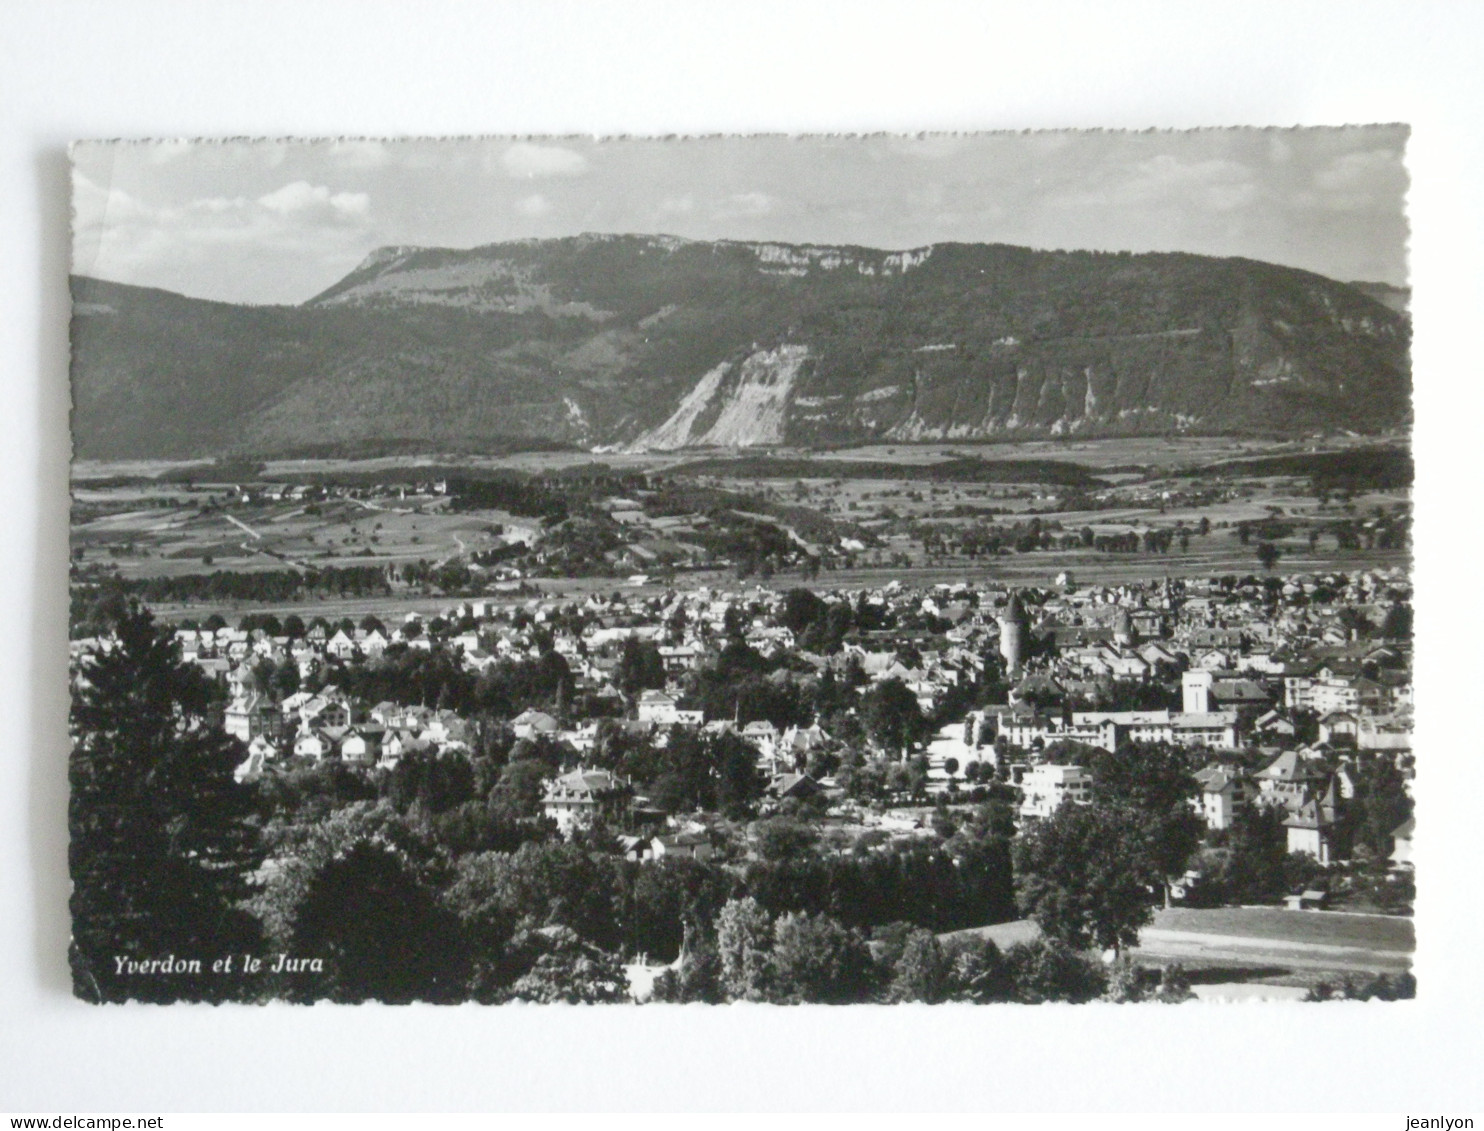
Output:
[70, 233, 1411, 459]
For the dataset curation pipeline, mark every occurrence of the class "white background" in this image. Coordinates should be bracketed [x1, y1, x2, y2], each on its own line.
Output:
[1, 0, 1481, 1113]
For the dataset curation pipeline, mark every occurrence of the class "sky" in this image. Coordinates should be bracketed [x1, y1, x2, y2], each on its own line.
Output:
[71, 128, 1410, 306]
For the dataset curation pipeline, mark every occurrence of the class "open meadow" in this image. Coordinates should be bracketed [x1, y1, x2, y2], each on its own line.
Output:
[946, 908, 1413, 993]
[71, 435, 1410, 621]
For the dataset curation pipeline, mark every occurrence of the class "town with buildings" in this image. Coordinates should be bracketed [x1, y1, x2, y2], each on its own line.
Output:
[68, 557, 1415, 1005]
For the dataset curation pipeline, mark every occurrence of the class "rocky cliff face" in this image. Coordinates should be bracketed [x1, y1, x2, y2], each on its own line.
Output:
[636, 344, 810, 450]
[71, 234, 1411, 459]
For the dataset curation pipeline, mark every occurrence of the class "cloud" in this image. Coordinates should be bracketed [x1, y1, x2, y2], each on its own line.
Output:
[257, 181, 369, 217]
[1121, 155, 1258, 211]
[72, 171, 150, 230]
[189, 196, 245, 215]
[500, 142, 589, 178]
[72, 172, 377, 301]
[1048, 153, 1260, 215]
[1313, 147, 1402, 192]
[1288, 148, 1407, 215]
[658, 194, 695, 215]
[332, 192, 370, 217]
[516, 193, 553, 217]
[714, 191, 774, 218]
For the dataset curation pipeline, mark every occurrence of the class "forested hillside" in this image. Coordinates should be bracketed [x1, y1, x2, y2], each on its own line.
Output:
[71, 235, 1411, 458]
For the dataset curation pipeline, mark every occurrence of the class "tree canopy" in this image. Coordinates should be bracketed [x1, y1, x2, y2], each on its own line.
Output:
[69, 603, 265, 1002]
[1013, 801, 1162, 953]
[1086, 742, 1205, 894]
[861, 677, 929, 758]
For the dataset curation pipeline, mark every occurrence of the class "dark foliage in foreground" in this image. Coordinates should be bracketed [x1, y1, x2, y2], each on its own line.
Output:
[654, 899, 1108, 1005]
[69, 603, 265, 1002]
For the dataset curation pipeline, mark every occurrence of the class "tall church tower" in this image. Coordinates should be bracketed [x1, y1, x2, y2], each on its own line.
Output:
[998, 591, 1028, 678]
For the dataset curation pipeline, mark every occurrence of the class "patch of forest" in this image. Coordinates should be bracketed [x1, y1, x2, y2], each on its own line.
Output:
[666, 455, 1107, 487]
[1179, 446, 1412, 491]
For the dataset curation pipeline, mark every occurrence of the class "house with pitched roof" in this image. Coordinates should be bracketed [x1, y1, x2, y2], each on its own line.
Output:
[767, 772, 823, 802]
[339, 726, 385, 765]
[512, 709, 560, 740]
[1255, 749, 1330, 809]
[224, 692, 279, 743]
[1134, 640, 1177, 667]
[636, 690, 681, 724]
[776, 722, 830, 769]
[379, 729, 433, 767]
[1192, 763, 1256, 829]
[292, 729, 332, 761]
[542, 767, 629, 835]
[1358, 711, 1412, 751]
[1283, 780, 1340, 863]
[1253, 709, 1296, 739]
[1318, 711, 1359, 745]
[651, 829, 715, 861]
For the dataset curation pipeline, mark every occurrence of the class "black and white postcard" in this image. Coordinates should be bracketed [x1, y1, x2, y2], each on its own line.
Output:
[67, 129, 1413, 1005]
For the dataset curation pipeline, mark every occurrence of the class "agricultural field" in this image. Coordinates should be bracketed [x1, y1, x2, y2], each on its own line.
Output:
[1149, 906, 1415, 951]
[946, 908, 1413, 993]
[71, 486, 531, 579]
[70, 435, 1411, 619]
[1132, 907, 1415, 988]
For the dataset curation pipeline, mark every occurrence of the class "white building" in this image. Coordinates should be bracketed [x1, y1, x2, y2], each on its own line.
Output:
[541, 768, 627, 836]
[512, 709, 560, 740]
[1069, 709, 1238, 751]
[637, 690, 682, 724]
[1192, 764, 1256, 830]
[1018, 763, 1094, 820]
